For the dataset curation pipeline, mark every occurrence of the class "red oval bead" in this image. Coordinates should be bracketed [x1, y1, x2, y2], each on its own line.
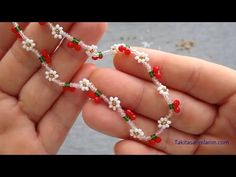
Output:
[63, 86, 76, 92]
[125, 109, 136, 120]
[155, 72, 161, 79]
[86, 90, 97, 99]
[75, 44, 81, 51]
[69, 87, 76, 92]
[130, 114, 136, 120]
[124, 49, 131, 55]
[154, 137, 161, 143]
[94, 97, 102, 104]
[125, 109, 132, 115]
[67, 41, 75, 48]
[11, 27, 21, 38]
[11, 27, 16, 33]
[98, 55, 103, 59]
[41, 49, 51, 64]
[153, 66, 159, 73]
[173, 99, 180, 107]
[92, 56, 99, 60]
[148, 140, 156, 146]
[174, 106, 180, 113]
[118, 45, 125, 52]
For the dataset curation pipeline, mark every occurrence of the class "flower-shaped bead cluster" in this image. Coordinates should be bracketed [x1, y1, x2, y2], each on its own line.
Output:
[157, 85, 169, 96]
[130, 128, 145, 139]
[85, 45, 98, 57]
[158, 117, 171, 129]
[78, 78, 91, 91]
[110, 44, 120, 54]
[134, 52, 149, 64]
[22, 39, 36, 51]
[108, 97, 121, 111]
[45, 70, 59, 82]
[52, 24, 64, 39]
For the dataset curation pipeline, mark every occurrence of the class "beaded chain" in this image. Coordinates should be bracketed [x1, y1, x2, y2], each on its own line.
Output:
[11, 22, 180, 146]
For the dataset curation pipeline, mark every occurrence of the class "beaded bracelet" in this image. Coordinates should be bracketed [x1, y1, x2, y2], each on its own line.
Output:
[11, 22, 180, 146]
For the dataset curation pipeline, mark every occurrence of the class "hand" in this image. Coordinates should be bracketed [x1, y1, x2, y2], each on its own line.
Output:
[82, 47, 236, 154]
[0, 22, 107, 154]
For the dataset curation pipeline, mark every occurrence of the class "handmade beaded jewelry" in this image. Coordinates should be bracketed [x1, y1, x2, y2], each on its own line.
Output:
[11, 22, 180, 146]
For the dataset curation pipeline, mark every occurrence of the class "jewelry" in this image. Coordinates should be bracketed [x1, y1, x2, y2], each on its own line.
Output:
[11, 22, 180, 146]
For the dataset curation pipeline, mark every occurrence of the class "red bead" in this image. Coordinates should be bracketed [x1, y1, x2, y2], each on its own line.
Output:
[130, 114, 136, 121]
[69, 87, 76, 92]
[148, 140, 156, 146]
[98, 55, 103, 59]
[173, 99, 180, 108]
[154, 137, 161, 143]
[63, 87, 76, 92]
[125, 109, 136, 120]
[11, 27, 21, 38]
[94, 96, 102, 104]
[92, 56, 99, 60]
[86, 90, 97, 99]
[75, 44, 81, 51]
[153, 66, 159, 73]
[41, 49, 51, 64]
[124, 49, 131, 55]
[155, 72, 161, 79]
[125, 109, 132, 115]
[67, 41, 75, 48]
[11, 27, 16, 33]
[118, 45, 125, 52]
[174, 106, 180, 113]
[39, 22, 46, 25]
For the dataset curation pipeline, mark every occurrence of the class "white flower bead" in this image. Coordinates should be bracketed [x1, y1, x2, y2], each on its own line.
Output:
[85, 45, 98, 57]
[110, 44, 119, 54]
[108, 97, 121, 111]
[45, 70, 59, 82]
[22, 39, 36, 51]
[158, 117, 171, 129]
[134, 52, 149, 64]
[52, 24, 63, 39]
[157, 84, 169, 96]
[130, 128, 145, 139]
[78, 78, 91, 91]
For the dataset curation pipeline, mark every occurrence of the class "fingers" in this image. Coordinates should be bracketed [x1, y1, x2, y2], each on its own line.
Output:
[113, 48, 236, 104]
[19, 22, 107, 122]
[82, 101, 198, 154]
[38, 63, 95, 154]
[0, 22, 28, 59]
[114, 139, 167, 154]
[86, 68, 216, 135]
[0, 22, 73, 96]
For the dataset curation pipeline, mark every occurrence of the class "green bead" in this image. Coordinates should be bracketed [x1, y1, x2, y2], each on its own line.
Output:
[151, 134, 157, 139]
[16, 26, 21, 32]
[123, 116, 130, 122]
[149, 71, 155, 78]
[169, 104, 174, 109]
[72, 37, 80, 44]
[64, 82, 70, 87]
[98, 52, 103, 58]
[95, 90, 102, 97]
[38, 56, 45, 63]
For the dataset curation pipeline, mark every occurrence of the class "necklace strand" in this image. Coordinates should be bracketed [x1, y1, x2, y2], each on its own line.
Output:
[11, 22, 180, 146]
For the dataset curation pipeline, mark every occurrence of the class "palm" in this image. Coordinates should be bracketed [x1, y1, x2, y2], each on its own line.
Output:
[82, 48, 236, 154]
[0, 22, 106, 154]
[0, 92, 46, 153]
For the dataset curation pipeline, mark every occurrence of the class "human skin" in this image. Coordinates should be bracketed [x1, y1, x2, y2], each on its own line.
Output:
[0, 22, 107, 154]
[82, 47, 236, 154]
[0, 22, 236, 154]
